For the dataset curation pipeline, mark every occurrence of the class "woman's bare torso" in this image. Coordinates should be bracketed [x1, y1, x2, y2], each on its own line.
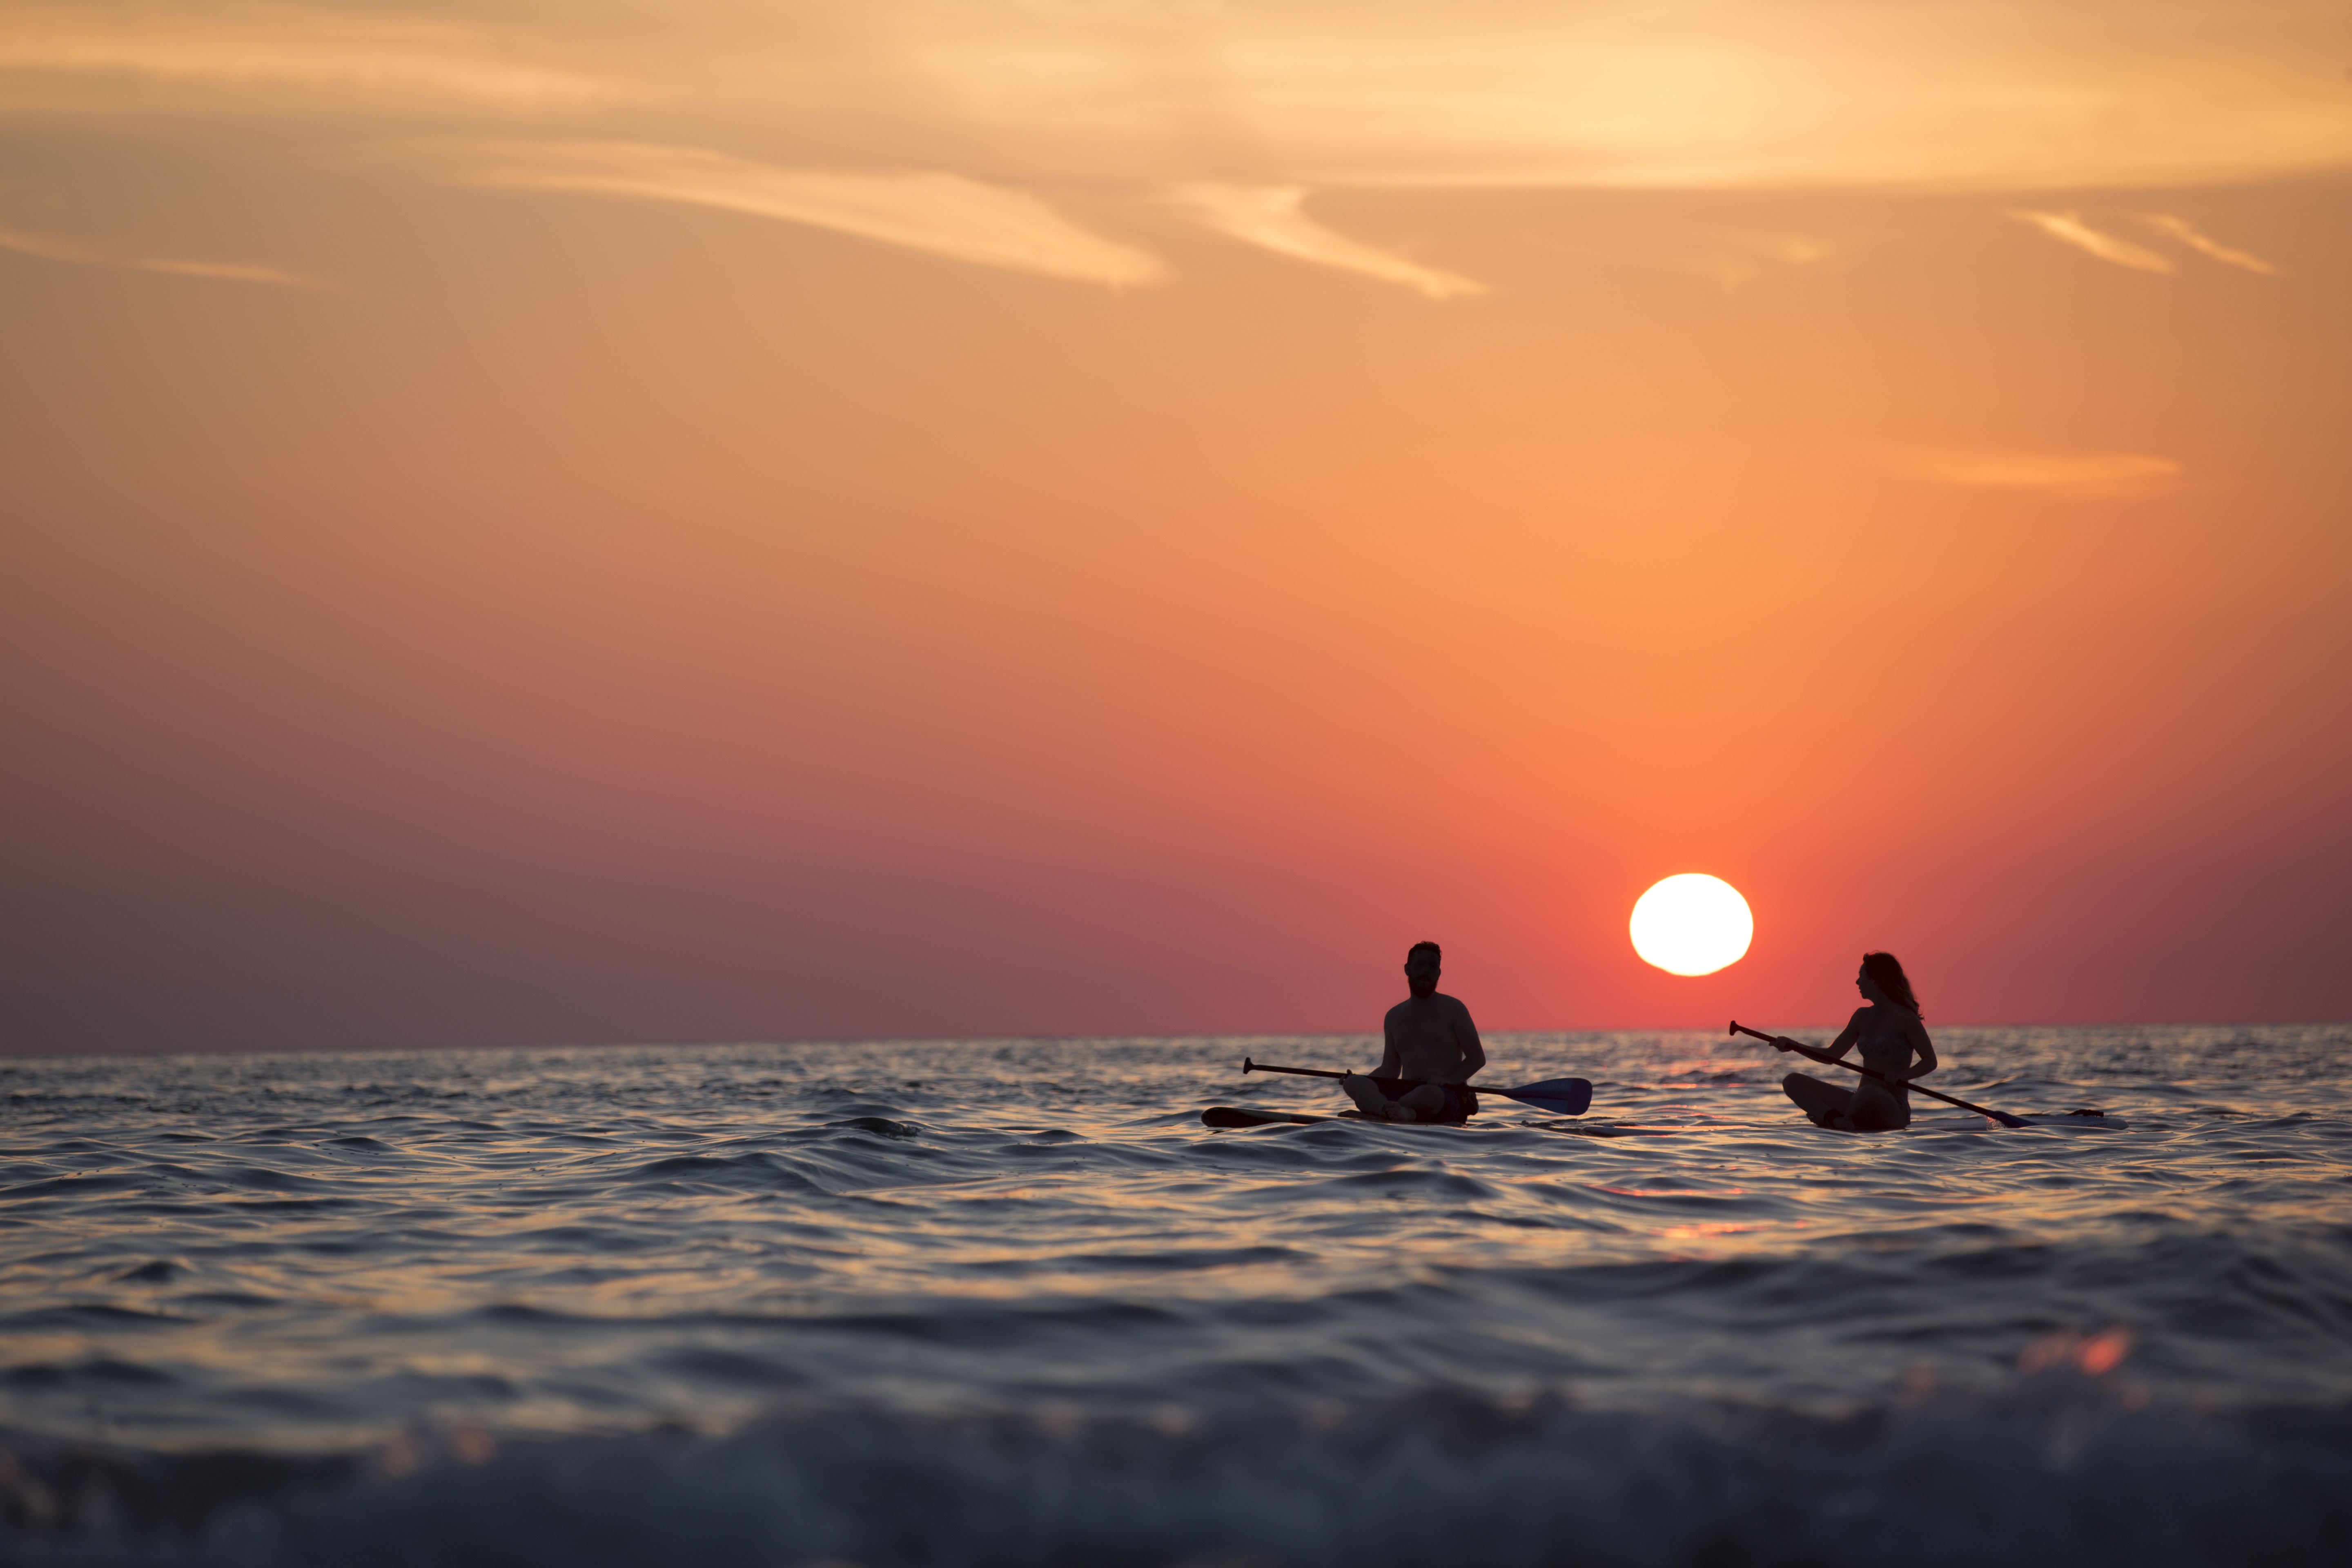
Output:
[1848, 1005, 1918, 1125]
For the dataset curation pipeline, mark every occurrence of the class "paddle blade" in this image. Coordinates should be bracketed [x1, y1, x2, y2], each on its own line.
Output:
[1494, 1078, 1592, 1116]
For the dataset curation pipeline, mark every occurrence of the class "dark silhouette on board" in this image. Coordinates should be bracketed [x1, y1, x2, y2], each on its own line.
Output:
[1341, 941, 1488, 1123]
[1777, 952, 1939, 1131]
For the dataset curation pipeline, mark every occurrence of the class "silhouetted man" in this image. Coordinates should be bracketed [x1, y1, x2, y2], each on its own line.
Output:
[1342, 941, 1486, 1123]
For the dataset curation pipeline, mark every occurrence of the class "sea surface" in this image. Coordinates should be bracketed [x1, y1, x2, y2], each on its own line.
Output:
[3, 1026, 2349, 1566]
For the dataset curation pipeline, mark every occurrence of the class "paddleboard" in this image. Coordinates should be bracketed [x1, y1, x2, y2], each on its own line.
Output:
[1934, 1109, 2127, 1131]
[1199, 1107, 1474, 1129]
[2012, 1111, 2129, 1130]
[1200, 1107, 1651, 1134]
[1202, 1106, 1331, 1127]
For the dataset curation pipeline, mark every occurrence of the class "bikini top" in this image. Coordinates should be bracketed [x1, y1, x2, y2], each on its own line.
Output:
[1857, 1013, 1915, 1079]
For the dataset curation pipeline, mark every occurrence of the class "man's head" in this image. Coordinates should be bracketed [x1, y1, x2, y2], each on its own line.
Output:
[1404, 941, 1442, 997]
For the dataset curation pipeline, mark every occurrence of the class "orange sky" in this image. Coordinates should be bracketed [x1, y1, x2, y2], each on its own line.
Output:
[4, 3, 2349, 1051]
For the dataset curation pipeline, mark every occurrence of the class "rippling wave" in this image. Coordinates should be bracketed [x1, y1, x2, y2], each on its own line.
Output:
[3, 1027, 2347, 1563]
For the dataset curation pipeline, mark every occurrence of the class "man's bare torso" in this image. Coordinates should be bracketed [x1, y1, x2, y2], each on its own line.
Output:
[1381, 994, 1479, 1084]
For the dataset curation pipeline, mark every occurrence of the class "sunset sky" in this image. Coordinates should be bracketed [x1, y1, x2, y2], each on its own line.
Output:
[4, 2, 2348, 1054]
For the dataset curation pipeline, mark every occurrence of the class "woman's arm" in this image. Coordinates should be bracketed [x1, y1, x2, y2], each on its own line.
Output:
[1902, 1020, 1938, 1081]
[1822, 1010, 1866, 1062]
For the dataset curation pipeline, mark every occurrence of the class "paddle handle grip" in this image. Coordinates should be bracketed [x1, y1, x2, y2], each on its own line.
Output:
[1728, 1021, 2025, 1128]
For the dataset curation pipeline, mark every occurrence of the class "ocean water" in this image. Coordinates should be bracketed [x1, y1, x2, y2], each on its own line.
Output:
[3, 1026, 2348, 1566]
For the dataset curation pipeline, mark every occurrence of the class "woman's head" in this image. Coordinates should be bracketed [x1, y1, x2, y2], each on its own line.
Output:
[1859, 952, 1922, 1016]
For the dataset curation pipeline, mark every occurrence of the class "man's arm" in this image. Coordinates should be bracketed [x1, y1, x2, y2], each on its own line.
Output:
[1454, 1001, 1486, 1082]
[1375, 1007, 1405, 1078]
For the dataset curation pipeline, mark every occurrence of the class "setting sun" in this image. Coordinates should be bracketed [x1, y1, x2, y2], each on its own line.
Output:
[1629, 875, 1755, 977]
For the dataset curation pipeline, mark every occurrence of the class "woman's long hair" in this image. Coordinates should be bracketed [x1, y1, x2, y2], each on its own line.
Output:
[1861, 951, 1922, 1016]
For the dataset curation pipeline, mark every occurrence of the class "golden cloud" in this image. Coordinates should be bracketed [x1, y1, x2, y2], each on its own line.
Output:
[1163, 184, 1486, 300]
[1889, 448, 2183, 499]
[427, 140, 1167, 288]
[2142, 214, 2281, 276]
[2007, 211, 2175, 274]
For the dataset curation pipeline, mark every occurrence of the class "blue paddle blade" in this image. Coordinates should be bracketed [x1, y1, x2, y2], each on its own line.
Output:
[1494, 1078, 1592, 1116]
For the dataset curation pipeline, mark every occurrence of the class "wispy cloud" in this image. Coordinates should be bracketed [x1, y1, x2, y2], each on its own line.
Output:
[0, 223, 332, 290]
[1890, 448, 2181, 499]
[2142, 214, 2280, 275]
[2007, 210, 2174, 274]
[4, 4, 2350, 191]
[1164, 184, 1485, 301]
[428, 141, 1165, 289]
[910, 2, 2352, 191]
[0, 3, 611, 109]
[1695, 232, 1842, 292]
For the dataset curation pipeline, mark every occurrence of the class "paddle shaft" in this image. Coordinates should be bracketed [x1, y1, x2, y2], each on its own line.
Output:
[1728, 1021, 2026, 1127]
[1243, 1059, 1459, 1092]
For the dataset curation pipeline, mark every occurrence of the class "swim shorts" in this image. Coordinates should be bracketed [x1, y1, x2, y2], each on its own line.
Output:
[1375, 1080, 1480, 1122]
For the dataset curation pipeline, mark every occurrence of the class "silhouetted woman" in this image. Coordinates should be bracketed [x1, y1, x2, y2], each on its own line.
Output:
[1779, 952, 1938, 1131]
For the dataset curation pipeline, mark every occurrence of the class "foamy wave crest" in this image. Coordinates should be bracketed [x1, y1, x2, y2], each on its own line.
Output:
[5, 1389, 2348, 1566]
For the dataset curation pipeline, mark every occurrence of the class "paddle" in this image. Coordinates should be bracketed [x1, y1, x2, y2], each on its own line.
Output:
[1727, 1021, 2029, 1128]
[1240, 1057, 1593, 1116]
